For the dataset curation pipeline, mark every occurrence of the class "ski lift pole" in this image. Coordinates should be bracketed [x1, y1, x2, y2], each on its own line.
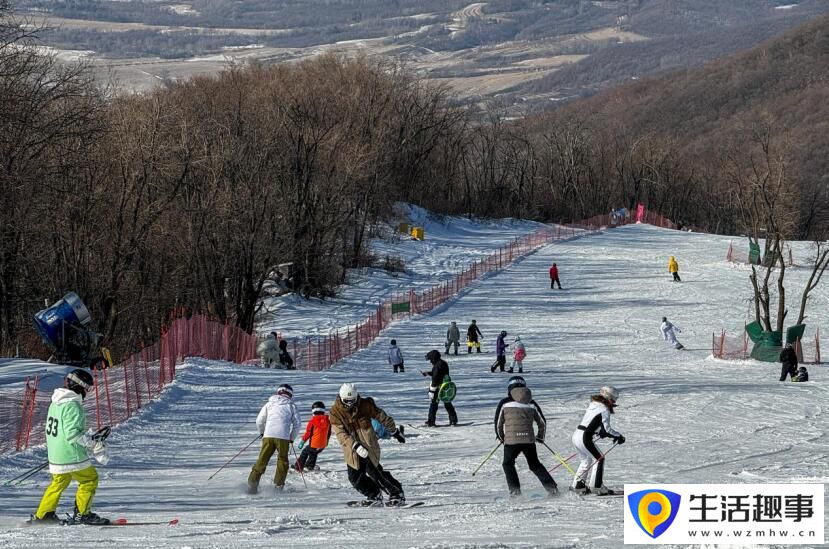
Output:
[540, 443, 577, 476]
[208, 434, 262, 480]
[471, 441, 503, 477]
[4, 461, 48, 486]
[290, 442, 307, 489]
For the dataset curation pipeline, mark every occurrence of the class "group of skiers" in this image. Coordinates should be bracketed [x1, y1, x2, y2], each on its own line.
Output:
[779, 342, 809, 382]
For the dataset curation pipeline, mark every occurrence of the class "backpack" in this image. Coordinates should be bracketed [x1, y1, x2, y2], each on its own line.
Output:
[438, 375, 457, 403]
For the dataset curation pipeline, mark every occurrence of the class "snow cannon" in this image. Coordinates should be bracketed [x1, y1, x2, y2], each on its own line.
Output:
[33, 292, 101, 367]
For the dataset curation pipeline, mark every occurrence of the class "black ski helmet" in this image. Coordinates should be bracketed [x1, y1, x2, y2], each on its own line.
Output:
[500, 330, 507, 337]
[390, 339, 397, 346]
[66, 368, 93, 398]
[425, 349, 441, 362]
[507, 375, 526, 393]
[471, 320, 476, 324]
[311, 401, 326, 413]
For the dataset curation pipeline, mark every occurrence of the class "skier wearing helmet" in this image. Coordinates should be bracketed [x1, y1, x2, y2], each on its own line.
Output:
[509, 336, 526, 374]
[31, 369, 111, 525]
[330, 383, 406, 506]
[491, 330, 509, 372]
[248, 384, 301, 494]
[467, 320, 483, 353]
[571, 386, 625, 496]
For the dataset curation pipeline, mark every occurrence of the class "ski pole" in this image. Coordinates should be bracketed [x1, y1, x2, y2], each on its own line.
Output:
[4, 461, 48, 486]
[208, 434, 262, 480]
[548, 452, 577, 474]
[290, 442, 307, 489]
[472, 441, 503, 476]
[541, 443, 576, 475]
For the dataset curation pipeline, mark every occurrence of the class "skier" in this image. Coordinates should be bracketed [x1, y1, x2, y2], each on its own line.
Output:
[278, 339, 295, 370]
[423, 350, 458, 427]
[491, 330, 509, 372]
[445, 321, 461, 355]
[248, 384, 301, 494]
[668, 256, 681, 282]
[495, 378, 558, 497]
[258, 332, 280, 367]
[509, 336, 526, 374]
[467, 320, 483, 353]
[571, 386, 625, 496]
[792, 366, 809, 382]
[387, 339, 405, 373]
[779, 342, 798, 382]
[330, 383, 406, 506]
[661, 317, 684, 349]
[494, 376, 546, 438]
[31, 369, 111, 525]
[549, 263, 562, 289]
[294, 401, 331, 472]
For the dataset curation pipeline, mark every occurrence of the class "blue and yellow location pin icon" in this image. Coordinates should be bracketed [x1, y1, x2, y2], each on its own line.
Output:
[627, 489, 681, 539]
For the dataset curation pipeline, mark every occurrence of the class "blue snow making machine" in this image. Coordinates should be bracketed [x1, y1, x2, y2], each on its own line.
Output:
[33, 292, 101, 367]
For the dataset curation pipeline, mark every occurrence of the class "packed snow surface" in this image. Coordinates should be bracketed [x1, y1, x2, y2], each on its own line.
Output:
[2, 224, 827, 548]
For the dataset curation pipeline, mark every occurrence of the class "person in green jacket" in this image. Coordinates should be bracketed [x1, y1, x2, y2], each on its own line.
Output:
[31, 369, 110, 525]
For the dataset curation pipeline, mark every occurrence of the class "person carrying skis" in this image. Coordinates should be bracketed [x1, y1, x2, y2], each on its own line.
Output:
[549, 263, 562, 289]
[31, 369, 111, 525]
[509, 336, 526, 374]
[495, 377, 558, 497]
[661, 317, 684, 349]
[445, 321, 461, 355]
[491, 330, 509, 372]
[387, 339, 404, 373]
[571, 386, 625, 496]
[668, 256, 681, 282]
[278, 339, 295, 370]
[779, 342, 798, 382]
[467, 320, 483, 353]
[330, 383, 406, 506]
[423, 350, 458, 427]
[248, 384, 301, 494]
[294, 401, 331, 472]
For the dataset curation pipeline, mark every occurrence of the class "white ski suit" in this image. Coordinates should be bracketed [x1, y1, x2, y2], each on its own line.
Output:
[256, 394, 302, 440]
[661, 320, 682, 349]
[571, 400, 621, 490]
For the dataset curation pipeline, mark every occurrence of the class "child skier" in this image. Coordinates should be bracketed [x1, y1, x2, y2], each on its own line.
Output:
[330, 383, 406, 506]
[467, 320, 483, 353]
[248, 384, 301, 494]
[423, 350, 458, 427]
[278, 339, 295, 370]
[509, 336, 526, 373]
[661, 317, 684, 349]
[549, 263, 562, 289]
[445, 321, 461, 355]
[668, 256, 681, 282]
[792, 366, 809, 382]
[294, 401, 331, 471]
[495, 377, 558, 497]
[31, 369, 111, 525]
[491, 330, 509, 372]
[571, 386, 625, 496]
[387, 339, 404, 373]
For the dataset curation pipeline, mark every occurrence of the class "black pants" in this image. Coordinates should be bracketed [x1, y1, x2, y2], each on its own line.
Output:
[491, 356, 506, 372]
[393, 362, 405, 373]
[347, 458, 403, 499]
[550, 277, 561, 289]
[780, 363, 797, 381]
[503, 443, 558, 495]
[672, 272, 681, 282]
[297, 446, 322, 470]
[428, 393, 457, 425]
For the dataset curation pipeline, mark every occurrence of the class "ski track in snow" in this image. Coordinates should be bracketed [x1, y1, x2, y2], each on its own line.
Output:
[2, 224, 828, 548]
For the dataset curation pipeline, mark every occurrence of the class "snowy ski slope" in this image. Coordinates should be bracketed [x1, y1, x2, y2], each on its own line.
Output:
[1, 224, 827, 548]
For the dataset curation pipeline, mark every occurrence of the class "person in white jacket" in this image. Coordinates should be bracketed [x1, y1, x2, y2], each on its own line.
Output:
[571, 386, 625, 496]
[247, 384, 302, 494]
[661, 317, 684, 349]
[387, 339, 404, 373]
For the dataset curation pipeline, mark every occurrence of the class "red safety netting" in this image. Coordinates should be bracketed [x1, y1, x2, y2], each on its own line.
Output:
[2, 314, 257, 454]
[726, 241, 795, 267]
[713, 327, 822, 364]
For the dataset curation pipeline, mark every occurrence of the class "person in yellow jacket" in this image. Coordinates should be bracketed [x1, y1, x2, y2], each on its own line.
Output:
[668, 256, 681, 282]
[31, 369, 111, 525]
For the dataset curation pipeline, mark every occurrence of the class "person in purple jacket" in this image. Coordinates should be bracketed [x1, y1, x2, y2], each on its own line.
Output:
[491, 330, 509, 373]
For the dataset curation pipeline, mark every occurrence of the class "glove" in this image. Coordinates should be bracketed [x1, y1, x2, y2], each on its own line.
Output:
[536, 436, 544, 444]
[421, 371, 430, 377]
[297, 440, 305, 450]
[92, 440, 109, 465]
[615, 435, 626, 445]
[392, 429, 406, 444]
[352, 441, 369, 459]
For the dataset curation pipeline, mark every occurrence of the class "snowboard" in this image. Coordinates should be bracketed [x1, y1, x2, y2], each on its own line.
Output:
[346, 500, 425, 509]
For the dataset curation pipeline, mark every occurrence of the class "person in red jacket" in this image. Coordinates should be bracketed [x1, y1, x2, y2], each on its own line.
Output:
[294, 401, 331, 471]
[549, 263, 562, 289]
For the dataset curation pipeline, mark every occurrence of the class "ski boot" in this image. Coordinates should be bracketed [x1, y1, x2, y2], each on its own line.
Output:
[591, 485, 617, 496]
[423, 421, 436, 427]
[247, 481, 259, 494]
[386, 493, 406, 507]
[357, 495, 384, 507]
[507, 368, 514, 373]
[27, 512, 61, 525]
[71, 510, 110, 525]
[569, 480, 588, 495]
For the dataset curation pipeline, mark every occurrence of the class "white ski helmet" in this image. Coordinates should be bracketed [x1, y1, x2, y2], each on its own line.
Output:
[514, 335, 521, 342]
[600, 386, 619, 402]
[339, 383, 359, 408]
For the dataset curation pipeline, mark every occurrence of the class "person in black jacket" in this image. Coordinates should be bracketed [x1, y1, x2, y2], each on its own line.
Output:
[467, 320, 483, 353]
[779, 343, 798, 381]
[423, 350, 458, 427]
[278, 339, 295, 370]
